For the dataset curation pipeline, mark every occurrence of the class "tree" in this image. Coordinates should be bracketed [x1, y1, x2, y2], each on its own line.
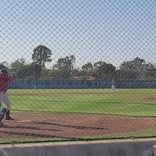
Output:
[119, 57, 155, 79]
[32, 45, 52, 79]
[53, 55, 76, 79]
[11, 58, 26, 78]
[0, 61, 9, 70]
[81, 62, 93, 71]
[120, 57, 147, 71]
[40, 68, 54, 79]
[11, 58, 36, 79]
[94, 61, 116, 79]
[79, 62, 95, 79]
[11, 58, 26, 70]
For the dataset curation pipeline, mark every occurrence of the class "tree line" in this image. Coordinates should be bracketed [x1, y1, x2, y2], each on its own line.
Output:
[1, 45, 156, 80]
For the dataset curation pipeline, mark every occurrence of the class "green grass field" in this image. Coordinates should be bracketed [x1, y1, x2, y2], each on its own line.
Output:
[0, 88, 156, 143]
[7, 88, 156, 117]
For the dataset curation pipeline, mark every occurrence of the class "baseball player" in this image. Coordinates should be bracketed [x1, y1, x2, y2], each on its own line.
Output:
[0, 70, 14, 120]
[111, 79, 116, 91]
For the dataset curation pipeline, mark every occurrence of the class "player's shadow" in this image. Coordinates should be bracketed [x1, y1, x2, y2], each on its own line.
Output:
[0, 124, 61, 131]
[0, 129, 79, 139]
[0, 121, 108, 139]
[32, 121, 108, 130]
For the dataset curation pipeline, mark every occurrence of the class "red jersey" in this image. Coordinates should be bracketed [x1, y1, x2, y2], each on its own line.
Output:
[0, 74, 13, 92]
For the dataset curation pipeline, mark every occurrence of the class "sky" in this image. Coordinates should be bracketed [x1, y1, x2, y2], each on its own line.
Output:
[0, 0, 156, 69]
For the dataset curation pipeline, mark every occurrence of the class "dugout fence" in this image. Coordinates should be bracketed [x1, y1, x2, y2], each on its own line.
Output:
[9, 79, 156, 89]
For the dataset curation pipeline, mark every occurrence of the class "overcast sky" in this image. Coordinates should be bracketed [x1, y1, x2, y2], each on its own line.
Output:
[0, 0, 155, 68]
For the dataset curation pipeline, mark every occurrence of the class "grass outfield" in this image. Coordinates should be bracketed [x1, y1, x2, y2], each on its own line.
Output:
[6, 88, 156, 117]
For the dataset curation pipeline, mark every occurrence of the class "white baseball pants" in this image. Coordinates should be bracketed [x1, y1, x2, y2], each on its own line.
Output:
[0, 92, 11, 110]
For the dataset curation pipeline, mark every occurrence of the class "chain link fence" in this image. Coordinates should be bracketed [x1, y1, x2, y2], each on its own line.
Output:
[0, 0, 156, 144]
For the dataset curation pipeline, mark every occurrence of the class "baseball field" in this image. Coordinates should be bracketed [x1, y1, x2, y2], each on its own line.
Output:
[0, 88, 156, 144]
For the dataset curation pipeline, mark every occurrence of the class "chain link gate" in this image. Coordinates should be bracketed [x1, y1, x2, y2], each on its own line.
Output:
[0, 0, 156, 144]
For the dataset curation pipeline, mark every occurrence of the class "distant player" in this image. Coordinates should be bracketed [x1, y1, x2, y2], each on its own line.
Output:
[111, 79, 116, 91]
[0, 70, 14, 120]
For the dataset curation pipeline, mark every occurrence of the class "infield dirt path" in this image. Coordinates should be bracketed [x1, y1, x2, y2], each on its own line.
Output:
[0, 113, 156, 140]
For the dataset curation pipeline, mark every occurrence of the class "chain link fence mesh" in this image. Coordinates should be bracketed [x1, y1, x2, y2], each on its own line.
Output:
[0, 0, 156, 144]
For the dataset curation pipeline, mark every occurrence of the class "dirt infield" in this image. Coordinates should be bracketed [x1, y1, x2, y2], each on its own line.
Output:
[0, 113, 156, 140]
